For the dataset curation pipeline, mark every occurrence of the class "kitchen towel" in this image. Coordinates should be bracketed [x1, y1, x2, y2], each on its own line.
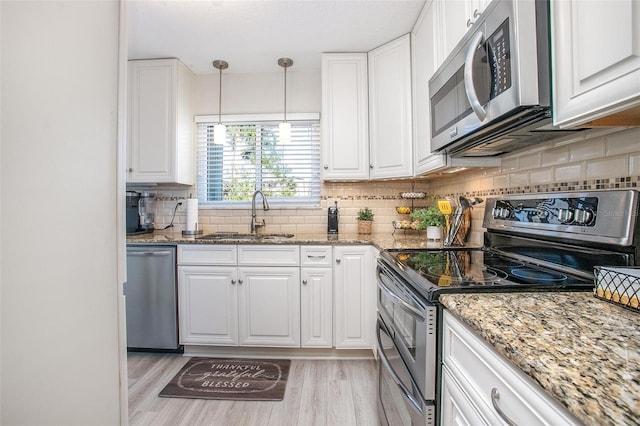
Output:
[186, 198, 198, 232]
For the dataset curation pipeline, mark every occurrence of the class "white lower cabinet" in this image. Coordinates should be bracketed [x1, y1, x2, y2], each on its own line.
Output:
[441, 311, 581, 426]
[178, 265, 238, 345]
[333, 245, 373, 349]
[178, 244, 373, 351]
[177, 245, 300, 347]
[238, 266, 300, 347]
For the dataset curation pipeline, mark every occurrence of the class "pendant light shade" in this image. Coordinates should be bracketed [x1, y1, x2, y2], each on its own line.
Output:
[212, 60, 228, 145]
[278, 58, 293, 143]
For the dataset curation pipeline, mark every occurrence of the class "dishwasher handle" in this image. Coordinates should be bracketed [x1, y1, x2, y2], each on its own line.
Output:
[127, 250, 173, 257]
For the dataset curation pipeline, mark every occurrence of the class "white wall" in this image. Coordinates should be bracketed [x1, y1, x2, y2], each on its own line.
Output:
[1, 1, 122, 424]
[193, 70, 321, 116]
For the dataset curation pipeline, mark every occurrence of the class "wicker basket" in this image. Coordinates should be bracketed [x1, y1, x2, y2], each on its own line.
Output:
[358, 220, 372, 235]
[594, 266, 640, 312]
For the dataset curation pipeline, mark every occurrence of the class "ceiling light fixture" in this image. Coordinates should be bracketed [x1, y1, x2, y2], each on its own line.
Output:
[278, 58, 294, 143]
[212, 59, 229, 145]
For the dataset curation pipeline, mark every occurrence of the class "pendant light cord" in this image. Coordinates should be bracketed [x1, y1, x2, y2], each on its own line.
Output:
[218, 67, 223, 125]
[283, 66, 287, 123]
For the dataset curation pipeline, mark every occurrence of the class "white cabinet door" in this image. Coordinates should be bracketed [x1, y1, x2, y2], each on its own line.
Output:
[412, 0, 447, 175]
[301, 267, 333, 348]
[238, 266, 301, 347]
[368, 34, 413, 179]
[434, 0, 489, 71]
[441, 366, 488, 426]
[321, 53, 370, 180]
[178, 265, 238, 345]
[333, 245, 373, 349]
[127, 58, 194, 185]
[551, 0, 640, 128]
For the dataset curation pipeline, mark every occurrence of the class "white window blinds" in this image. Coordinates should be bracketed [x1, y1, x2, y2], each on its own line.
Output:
[195, 114, 321, 207]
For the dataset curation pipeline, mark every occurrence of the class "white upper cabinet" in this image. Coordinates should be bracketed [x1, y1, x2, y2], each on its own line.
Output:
[434, 0, 489, 71]
[368, 34, 414, 179]
[551, 0, 640, 128]
[127, 58, 194, 185]
[321, 53, 370, 180]
[412, 0, 499, 175]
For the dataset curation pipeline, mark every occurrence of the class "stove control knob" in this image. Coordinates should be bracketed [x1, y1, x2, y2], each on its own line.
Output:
[574, 208, 594, 225]
[558, 208, 574, 224]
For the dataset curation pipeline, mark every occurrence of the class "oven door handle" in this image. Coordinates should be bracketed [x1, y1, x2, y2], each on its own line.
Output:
[377, 319, 424, 415]
[377, 276, 426, 321]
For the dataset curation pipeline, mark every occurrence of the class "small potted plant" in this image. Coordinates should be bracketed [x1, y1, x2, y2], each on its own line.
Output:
[356, 207, 374, 234]
[410, 206, 445, 241]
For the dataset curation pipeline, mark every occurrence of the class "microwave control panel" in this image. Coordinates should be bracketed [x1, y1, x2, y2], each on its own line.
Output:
[487, 18, 512, 98]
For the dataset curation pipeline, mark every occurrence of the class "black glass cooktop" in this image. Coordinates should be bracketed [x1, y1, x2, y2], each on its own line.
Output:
[379, 248, 595, 301]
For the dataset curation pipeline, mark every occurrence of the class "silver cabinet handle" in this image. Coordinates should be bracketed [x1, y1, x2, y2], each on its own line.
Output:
[463, 31, 487, 121]
[335, 258, 341, 264]
[466, 9, 480, 26]
[127, 251, 172, 257]
[302, 280, 308, 285]
[231, 279, 236, 285]
[307, 254, 326, 260]
[491, 388, 517, 426]
[323, 164, 328, 169]
[369, 164, 374, 169]
[238, 279, 243, 284]
[128, 167, 134, 172]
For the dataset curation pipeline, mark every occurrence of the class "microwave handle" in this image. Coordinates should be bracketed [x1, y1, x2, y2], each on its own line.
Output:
[464, 31, 487, 121]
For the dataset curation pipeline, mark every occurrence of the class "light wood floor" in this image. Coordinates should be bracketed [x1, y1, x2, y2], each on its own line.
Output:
[128, 352, 381, 426]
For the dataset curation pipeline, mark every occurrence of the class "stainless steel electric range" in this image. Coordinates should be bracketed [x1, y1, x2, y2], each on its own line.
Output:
[376, 189, 640, 426]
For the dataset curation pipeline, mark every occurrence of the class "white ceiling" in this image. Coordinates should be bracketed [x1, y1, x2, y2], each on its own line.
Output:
[127, 0, 427, 75]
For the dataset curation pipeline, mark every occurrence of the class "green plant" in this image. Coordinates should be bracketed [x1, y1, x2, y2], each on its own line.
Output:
[356, 207, 374, 221]
[410, 206, 445, 229]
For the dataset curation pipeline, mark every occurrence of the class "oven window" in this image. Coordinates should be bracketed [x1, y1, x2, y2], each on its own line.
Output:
[393, 309, 417, 358]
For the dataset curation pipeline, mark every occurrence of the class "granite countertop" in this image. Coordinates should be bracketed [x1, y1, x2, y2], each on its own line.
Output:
[440, 292, 640, 426]
[126, 230, 465, 251]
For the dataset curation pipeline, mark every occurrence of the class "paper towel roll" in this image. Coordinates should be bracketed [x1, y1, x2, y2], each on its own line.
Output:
[186, 198, 198, 232]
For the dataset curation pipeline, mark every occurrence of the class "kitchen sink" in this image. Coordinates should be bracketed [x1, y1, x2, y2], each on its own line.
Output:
[196, 232, 294, 241]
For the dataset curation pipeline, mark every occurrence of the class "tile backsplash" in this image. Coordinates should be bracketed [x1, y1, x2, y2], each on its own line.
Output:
[135, 127, 640, 244]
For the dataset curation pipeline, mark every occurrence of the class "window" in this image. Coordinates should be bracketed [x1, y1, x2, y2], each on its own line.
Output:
[195, 113, 321, 207]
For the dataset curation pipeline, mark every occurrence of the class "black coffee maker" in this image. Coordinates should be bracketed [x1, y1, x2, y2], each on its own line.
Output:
[327, 201, 339, 234]
[126, 191, 155, 235]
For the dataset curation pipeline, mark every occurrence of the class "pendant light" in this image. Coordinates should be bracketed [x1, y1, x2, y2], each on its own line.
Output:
[278, 58, 293, 143]
[212, 60, 229, 145]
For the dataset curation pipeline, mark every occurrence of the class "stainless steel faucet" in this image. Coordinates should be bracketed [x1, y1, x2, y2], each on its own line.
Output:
[250, 190, 270, 233]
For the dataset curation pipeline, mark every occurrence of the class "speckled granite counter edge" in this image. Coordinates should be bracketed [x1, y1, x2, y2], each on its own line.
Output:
[126, 231, 471, 251]
[440, 292, 640, 426]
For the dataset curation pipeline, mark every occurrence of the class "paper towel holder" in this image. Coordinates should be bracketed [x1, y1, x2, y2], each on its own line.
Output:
[182, 194, 204, 236]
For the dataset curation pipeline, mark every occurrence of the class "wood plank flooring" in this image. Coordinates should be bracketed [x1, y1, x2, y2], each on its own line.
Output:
[128, 353, 381, 426]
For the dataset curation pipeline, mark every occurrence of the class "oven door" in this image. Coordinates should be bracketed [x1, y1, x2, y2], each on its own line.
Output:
[377, 261, 437, 401]
[377, 317, 435, 426]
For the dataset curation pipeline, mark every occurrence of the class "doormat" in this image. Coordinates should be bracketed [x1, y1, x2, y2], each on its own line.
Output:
[159, 357, 290, 401]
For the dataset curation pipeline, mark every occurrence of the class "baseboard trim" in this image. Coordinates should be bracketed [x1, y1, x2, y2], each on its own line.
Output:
[182, 345, 375, 360]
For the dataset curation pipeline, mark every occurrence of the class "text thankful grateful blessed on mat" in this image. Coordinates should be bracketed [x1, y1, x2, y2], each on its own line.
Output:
[159, 358, 291, 401]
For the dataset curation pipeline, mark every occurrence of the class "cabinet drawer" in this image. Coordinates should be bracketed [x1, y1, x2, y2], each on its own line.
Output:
[177, 245, 237, 266]
[301, 246, 332, 267]
[442, 312, 580, 426]
[237, 245, 300, 266]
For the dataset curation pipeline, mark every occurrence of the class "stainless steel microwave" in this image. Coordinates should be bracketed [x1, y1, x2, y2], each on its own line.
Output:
[428, 0, 574, 158]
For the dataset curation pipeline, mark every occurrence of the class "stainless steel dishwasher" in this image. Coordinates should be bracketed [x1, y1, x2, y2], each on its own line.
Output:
[125, 245, 180, 351]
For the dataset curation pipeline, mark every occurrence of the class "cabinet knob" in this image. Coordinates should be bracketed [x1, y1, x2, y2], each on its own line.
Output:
[231, 279, 236, 285]
[369, 164, 374, 169]
[128, 167, 134, 173]
[336, 258, 341, 264]
[324, 164, 329, 170]
[302, 280, 308, 285]
[238, 279, 243, 285]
